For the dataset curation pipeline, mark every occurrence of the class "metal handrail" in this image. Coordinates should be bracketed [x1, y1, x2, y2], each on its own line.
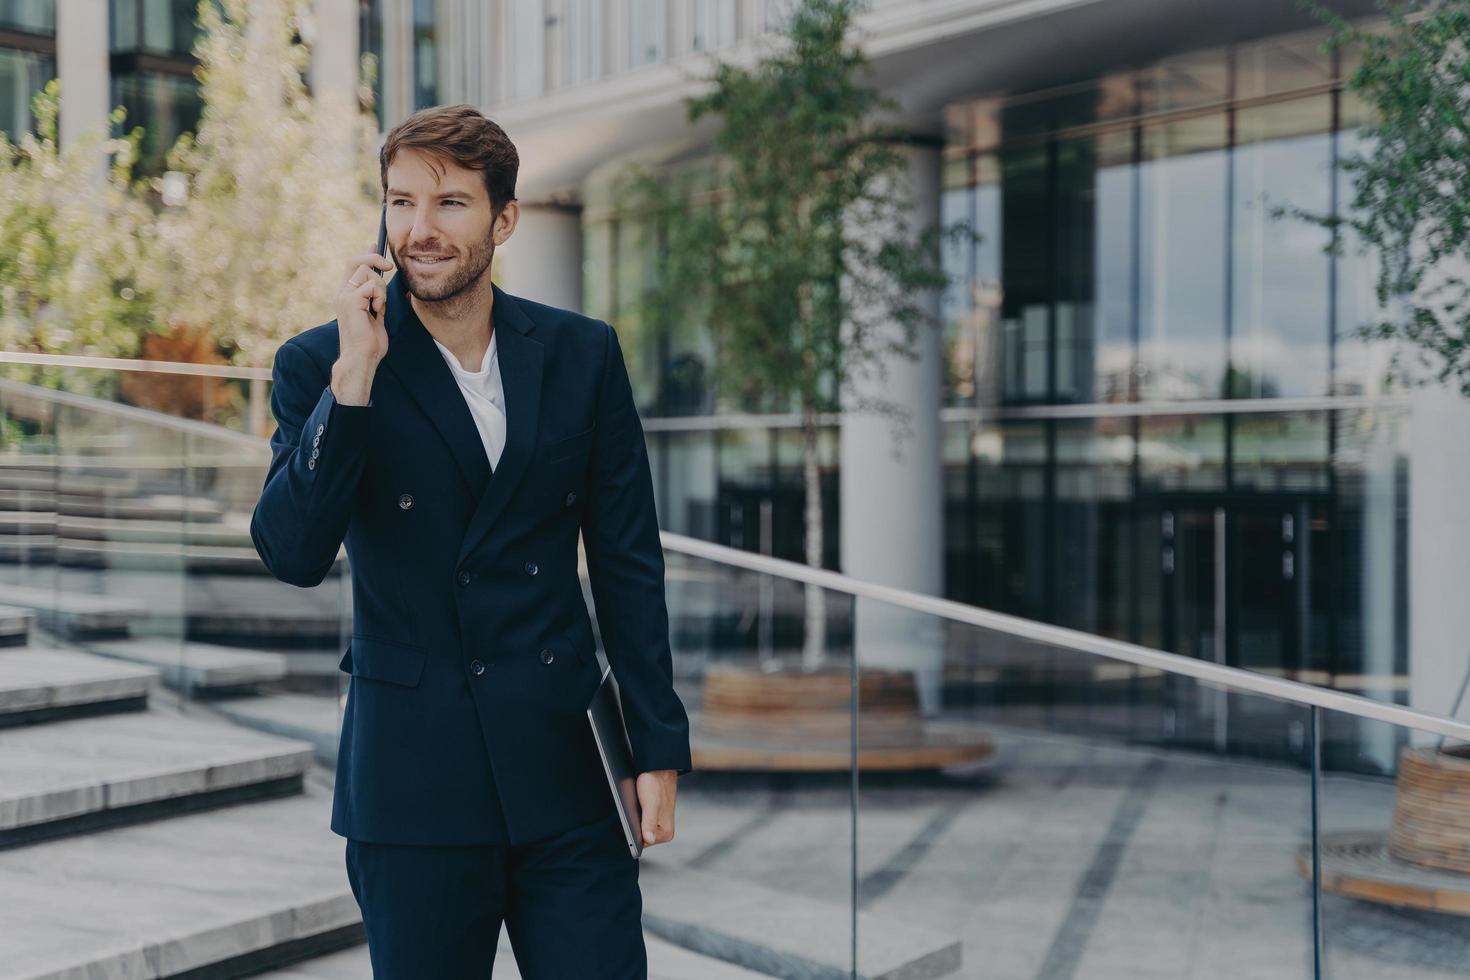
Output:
[659, 530, 1470, 744]
[0, 352, 1410, 428]
[0, 350, 272, 381]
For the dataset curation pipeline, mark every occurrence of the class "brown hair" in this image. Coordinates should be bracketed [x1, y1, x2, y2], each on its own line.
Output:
[379, 104, 519, 216]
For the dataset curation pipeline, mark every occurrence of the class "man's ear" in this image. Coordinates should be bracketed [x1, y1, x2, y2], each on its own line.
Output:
[494, 199, 520, 245]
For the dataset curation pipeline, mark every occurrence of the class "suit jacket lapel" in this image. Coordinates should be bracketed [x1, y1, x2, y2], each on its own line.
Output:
[457, 283, 541, 567]
[380, 272, 492, 498]
[378, 274, 543, 567]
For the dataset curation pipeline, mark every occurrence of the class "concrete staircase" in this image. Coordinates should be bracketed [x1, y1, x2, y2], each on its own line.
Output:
[0, 607, 356, 978]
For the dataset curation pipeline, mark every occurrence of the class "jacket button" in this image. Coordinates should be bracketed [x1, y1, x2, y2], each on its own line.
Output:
[564, 491, 576, 506]
[539, 648, 554, 665]
[457, 570, 471, 586]
[470, 659, 485, 675]
[524, 561, 538, 576]
[399, 493, 414, 510]
[307, 457, 317, 470]
[315, 423, 324, 436]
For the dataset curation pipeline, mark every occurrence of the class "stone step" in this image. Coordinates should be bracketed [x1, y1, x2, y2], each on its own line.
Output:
[207, 691, 343, 766]
[0, 708, 314, 847]
[258, 924, 775, 979]
[0, 583, 144, 637]
[0, 647, 156, 725]
[0, 603, 35, 645]
[59, 492, 227, 523]
[0, 468, 140, 496]
[0, 490, 227, 523]
[83, 637, 290, 692]
[52, 538, 289, 574]
[93, 517, 252, 548]
[640, 859, 963, 980]
[0, 785, 362, 980]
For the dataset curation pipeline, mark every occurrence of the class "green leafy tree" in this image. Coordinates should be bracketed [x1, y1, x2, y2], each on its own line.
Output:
[1285, 0, 1470, 394]
[0, 80, 156, 390]
[618, 0, 976, 670]
[137, 0, 383, 367]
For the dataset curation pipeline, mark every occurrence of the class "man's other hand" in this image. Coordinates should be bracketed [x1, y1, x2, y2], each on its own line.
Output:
[636, 770, 678, 847]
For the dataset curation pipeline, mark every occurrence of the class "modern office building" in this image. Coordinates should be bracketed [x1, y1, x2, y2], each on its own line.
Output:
[21, 0, 1470, 771]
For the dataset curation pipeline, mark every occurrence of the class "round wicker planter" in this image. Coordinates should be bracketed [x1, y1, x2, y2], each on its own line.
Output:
[1389, 745, 1470, 874]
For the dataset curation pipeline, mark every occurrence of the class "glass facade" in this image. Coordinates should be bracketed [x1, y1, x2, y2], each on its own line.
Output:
[584, 24, 1409, 768]
[0, 0, 54, 35]
[936, 26, 1408, 767]
[410, 0, 436, 109]
[108, 0, 206, 176]
[0, 0, 53, 143]
[359, 0, 384, 129]
[0, 48, 52, 144]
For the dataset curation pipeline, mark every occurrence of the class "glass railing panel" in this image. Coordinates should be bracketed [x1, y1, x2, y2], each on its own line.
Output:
[1317, 710, 1470, 978]
[0, 363, 348, 745]
[847, 593, 1318, 979]
[0, 371, 60, 623]
[646, 547, 856, 975]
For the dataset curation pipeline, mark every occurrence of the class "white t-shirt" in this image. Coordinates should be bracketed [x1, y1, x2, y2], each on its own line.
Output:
[430, 329, 506, 472]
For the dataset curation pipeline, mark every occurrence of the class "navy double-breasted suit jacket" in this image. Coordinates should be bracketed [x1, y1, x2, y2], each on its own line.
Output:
[249, 270, 693, 846]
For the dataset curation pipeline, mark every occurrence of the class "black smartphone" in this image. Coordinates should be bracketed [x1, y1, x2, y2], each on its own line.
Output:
[375, 202, 388, 277]
[369, 203, 387, 320]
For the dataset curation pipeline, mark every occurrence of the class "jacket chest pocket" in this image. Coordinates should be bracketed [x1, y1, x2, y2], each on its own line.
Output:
[531, 424, 594, 510]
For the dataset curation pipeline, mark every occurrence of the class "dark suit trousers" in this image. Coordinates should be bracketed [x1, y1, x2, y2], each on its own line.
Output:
[344, 807, 647, 979]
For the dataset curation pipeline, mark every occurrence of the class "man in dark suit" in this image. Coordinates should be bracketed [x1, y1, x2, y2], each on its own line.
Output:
[249, 104, 692, 979]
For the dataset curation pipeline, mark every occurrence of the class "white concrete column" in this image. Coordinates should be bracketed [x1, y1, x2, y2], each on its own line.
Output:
[1408, 385, 1470, 745]
[310, 0, 359, 108]
[56, 0, 109, 168]
[840, 140, 945, 715]
[502, 203, 583, 311]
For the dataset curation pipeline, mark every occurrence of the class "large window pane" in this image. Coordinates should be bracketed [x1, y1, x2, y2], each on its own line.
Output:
[359, 0, 384, 128]
[110, 70, 202, 175]
[0, 0, 53, 34]
[110, 0, 205, 58]
[0, 48, 51, 142]
[1138, 114, 1229, 401]
[411, 0, 438, 109]
[940, 153, 1000, 408]
[999, 145, 1050, 403]
[1231, 97, 1333, 398]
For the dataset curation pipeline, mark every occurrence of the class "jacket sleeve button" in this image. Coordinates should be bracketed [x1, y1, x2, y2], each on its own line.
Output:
[539, 648, 554, 664]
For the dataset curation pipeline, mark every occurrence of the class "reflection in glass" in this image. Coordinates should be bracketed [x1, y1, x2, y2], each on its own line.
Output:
[999, 146, 1049, 403]
[0, 0, 53, 35]
[110, 71, 203, 176]
[0, 49, 52, 142]
[359, 0, 385, 129]
[1055, 417, 1134, 638]
[613, 216, 659, 411]
[110, 0, 202, 57]
[1231, 97, 1333, 397]
[1138, 114, 1229, 400]
[411, 0, 438, 109]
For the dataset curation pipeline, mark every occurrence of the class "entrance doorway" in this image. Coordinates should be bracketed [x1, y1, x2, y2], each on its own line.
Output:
[1143, 495, 1330, 757]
